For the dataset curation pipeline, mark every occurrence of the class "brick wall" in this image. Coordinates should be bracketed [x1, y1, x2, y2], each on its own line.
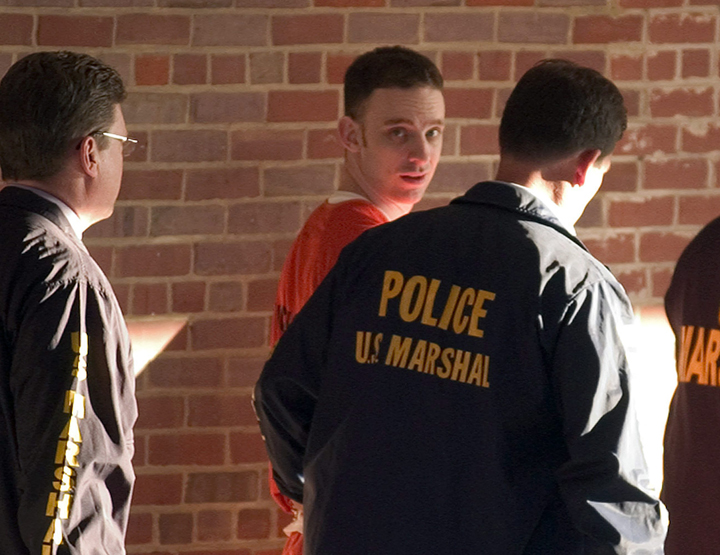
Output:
[1, 0, 717, 553]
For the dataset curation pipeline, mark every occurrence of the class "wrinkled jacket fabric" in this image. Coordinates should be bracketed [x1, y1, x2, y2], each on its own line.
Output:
[255, 181, 665, 555]
[0, 186, 136, 554]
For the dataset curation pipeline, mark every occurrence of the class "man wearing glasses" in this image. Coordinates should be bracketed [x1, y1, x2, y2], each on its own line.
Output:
[0, 51, 137, 554]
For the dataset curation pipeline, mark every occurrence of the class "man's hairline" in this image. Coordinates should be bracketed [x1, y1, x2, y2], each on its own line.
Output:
[346, 84, 444, 122]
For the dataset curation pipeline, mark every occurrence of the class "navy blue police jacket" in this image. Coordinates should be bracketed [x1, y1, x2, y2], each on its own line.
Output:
[255, 181, 665, 555]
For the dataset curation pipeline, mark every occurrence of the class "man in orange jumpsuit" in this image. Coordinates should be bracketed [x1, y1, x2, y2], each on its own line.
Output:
[269, 45, 445, 554]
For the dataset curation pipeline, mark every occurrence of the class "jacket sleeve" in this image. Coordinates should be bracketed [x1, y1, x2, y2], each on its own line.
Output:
[11, 278, 136, 554]
[551, 280, 666, 553]
[254, 261, 342, 504]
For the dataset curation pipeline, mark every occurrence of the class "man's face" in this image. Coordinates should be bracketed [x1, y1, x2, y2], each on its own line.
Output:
[348, 86, 445, 208]
[95, 104, 127, 220]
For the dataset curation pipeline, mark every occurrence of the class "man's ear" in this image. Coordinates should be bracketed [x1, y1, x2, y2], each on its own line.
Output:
[338, 116, 362, 153]
[77, 135, 100, 178]
[573, 149, 602, 187]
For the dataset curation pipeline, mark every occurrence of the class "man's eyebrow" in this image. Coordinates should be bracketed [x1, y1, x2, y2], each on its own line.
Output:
[383, 118, 445, 126]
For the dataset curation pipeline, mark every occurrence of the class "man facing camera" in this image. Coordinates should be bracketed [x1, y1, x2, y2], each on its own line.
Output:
[0, 51, 137, 554]
[256, 60, 665, 554]
[268, 45, 445, 554]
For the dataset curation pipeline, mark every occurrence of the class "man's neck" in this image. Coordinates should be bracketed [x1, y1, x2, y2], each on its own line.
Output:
[338, 165, 413, 222]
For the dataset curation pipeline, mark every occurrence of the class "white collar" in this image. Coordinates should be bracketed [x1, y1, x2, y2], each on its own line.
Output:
[11, 184, 85, 240]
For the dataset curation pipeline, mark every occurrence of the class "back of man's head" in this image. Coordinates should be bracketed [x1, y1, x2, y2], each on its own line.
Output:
[499, 59, 626, 164]
[344, 46, 443, 120]
[0, 51, 125, 183]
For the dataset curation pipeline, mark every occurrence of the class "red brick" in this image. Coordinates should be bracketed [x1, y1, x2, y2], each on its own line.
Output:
[228, 202, 301, 234]
[133, 473, 184, 505]
[231, 130, 303, 161]
[549, 50, 606, 74]
[430, 161, 492, 194]
[608, 196, 674, 227]
[393, 0, 461, 4]
[347, 13, 420, 44]
[172, 281, 206, 313]
[616, 270, 647, 296]
[644, 158, 708, 189]
[189, 394, 256, 427]
[197, 510, 233, 542]
[615, 125, 677, 156]
[186, 168, 260, 201]
[573, 15, 643, 44]
[498, 13, 570, 44]
[190, 317, 266, 350]
[230, 431, 268, 464]
[247, 278, 279, 312]
[0, 15, 33, 45]
[289, 52, 322, 84]
[478, 51, 511, 81]
[514, 51, 546, 81]
[273, 239, 294, 271]
[679, 195, 720, 225]
[135, 55, 170, 86]
[639, 232, 692, 262]
[111, 283, 129, 313]
[444, 88, 493, 119]
[153, 130, 227, 163]
[610, 54, 643, 81]
[468, 0, 533, 4]
[85, 206, 149, 239]
[576, 198, 602, 228]
[38, 15, 113, 47]
[268, 91, 339, 122]
[649, 13, 716, 44]
[237, 509, 272, 540]
[117, 245, 192, 278]
[123, 93, 187, 125]
[647, 50, 676, 81]
[424, 13, 494, 43]
[621, 89, 640, 118]
[133, 435, 147, 467]
[583, 234, 636, 263]
[132, 283, 169, 316]
[316, 0, 383, 4]
[442, 52, 474, 81]
[117, 14, 190, 45]
[460, 124, 499, 155]
[136, 396, 185, 429]
[191, 92, 265, 124]
[621, 0, 680, 6]
[273, 14, 344, 45]
[208, 281, 245, 313]
[228, 357, 266, 388]
[652, 268, 674, 297]
[120, 170, 182, 201]
[250, 51, 284, 85]
[264, 165, 336, 196]
[211, 55, 246, 85]
[194, 14, 268, 46]
[0, 54, 12, 78]
[603, 161, 638, 192]
[126, 512, 153, 545]
[327, 54, 355, 85]
[147, 357, 222, 388]
[159, 512, 192, 545]
[683, 124, 720, 152]
[186, 471, 259, 503]
[124, 131, 148, 162]
[149, 434, 225, 465]
[195, 241, 272, 275]
[308, 128, 344, 159]
[682, 49, 710, 78]
[174, 54, 206, 85]
[165, 328, 189, 352]
[151, 205, 225, 236]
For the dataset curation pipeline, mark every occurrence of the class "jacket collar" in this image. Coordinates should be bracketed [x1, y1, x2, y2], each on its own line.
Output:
[0, 185, 80, 242]
[451, 181, 588, 252]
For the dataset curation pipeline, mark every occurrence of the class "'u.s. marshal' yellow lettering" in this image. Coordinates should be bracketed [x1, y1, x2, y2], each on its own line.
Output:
[678, 325, 720, 386]
[378, 271, 495, 338]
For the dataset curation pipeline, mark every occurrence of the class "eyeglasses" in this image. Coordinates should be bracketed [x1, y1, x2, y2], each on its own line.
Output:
[94, 131, 138, 157]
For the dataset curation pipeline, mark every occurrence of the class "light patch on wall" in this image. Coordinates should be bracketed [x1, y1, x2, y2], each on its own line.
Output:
[624, 305, 677, 495]
[126, 318, 187, 376]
